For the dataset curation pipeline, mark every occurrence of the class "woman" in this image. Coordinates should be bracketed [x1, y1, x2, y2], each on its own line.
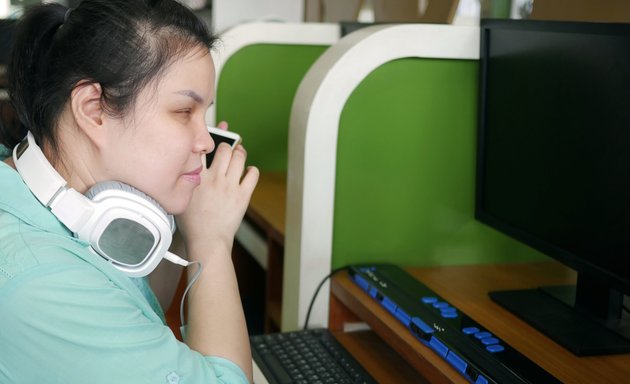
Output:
[0, 1, 258, 383]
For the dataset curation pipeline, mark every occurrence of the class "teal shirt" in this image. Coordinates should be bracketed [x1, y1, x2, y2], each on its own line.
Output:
[0, 148, 248, 384]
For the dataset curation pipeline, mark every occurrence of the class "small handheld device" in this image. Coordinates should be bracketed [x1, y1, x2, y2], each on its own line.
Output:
[206, 126, 242, 168]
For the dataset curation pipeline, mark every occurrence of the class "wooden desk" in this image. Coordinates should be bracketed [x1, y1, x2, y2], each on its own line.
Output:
[237, 171, 287, 332]
[247, 171, 286, 244]
[333, 330, 430, 383]
[330, 262, 630, 384]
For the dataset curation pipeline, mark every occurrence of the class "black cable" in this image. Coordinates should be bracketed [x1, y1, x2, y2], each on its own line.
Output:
[303, 266, 350, 331]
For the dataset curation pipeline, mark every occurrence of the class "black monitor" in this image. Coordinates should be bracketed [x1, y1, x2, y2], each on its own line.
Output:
[476, 19, 630, 356]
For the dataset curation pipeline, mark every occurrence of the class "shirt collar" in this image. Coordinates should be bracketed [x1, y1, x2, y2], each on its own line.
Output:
[0, 144, 11, 160]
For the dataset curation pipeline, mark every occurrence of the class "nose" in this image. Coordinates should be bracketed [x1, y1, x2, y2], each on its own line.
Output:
[195, 124, 214, 154]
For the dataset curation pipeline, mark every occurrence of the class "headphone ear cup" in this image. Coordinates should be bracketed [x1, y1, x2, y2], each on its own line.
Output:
[81, 181, 175, 277]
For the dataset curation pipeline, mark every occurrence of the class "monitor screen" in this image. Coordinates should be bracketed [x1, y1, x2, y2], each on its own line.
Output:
[476, 19, 630, 356]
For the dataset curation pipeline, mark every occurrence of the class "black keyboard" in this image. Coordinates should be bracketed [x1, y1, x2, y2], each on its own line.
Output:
[250, 329, 377, 384]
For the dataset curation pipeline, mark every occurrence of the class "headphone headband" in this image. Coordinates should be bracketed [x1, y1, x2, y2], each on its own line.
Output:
[14, 132, 68, 206]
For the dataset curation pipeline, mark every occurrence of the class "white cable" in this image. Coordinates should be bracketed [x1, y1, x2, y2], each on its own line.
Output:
[179, 260, 204, 332]
[164, 251, 190, 267]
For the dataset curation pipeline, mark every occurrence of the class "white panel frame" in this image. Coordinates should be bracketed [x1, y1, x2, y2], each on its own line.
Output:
[206, 21, 340, 127]
[283, 24, 480, 331]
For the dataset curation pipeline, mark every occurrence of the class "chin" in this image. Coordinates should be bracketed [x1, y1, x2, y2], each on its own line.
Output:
[162, 195, 192, 216]
[164, 202, 187, 216]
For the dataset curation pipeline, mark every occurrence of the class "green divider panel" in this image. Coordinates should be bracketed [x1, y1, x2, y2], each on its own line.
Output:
[332, 58, 547, 268]
[216, 44, 329, 172]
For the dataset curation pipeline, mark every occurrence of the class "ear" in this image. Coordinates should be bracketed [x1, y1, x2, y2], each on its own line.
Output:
[70, 81, 106, 148]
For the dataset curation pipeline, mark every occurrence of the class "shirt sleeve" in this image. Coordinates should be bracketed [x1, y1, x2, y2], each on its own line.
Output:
[205, 357, 251, 384]
[0, 263, 249, 384]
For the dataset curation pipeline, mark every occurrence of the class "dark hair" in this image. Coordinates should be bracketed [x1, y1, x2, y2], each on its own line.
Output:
[0, 0, 217, 158]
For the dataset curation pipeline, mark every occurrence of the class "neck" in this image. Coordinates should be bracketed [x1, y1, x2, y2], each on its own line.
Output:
[3, 156, 15, 169]
[53, 108, 102, 195]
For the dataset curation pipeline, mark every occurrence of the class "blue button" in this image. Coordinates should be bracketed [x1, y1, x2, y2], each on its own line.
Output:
[441, 312, 458, 318]
[481, 337, 499, 346]
[475, 375, 489, 384]
[352, 275, 370, 291]
[421, 296, 438, 304]
[382, 296, 397, 314]
[429, 337, 448, 357]
[446, 351, 468, 374]
[474, 331, 492, 340]
[486, 345, 505, 353]
[394, 308, 410, 325]
[411, 317, 434, 335]
[440, 307, 457, 314]
[462, 327, 480, 335]
[432, 301, 450, 309]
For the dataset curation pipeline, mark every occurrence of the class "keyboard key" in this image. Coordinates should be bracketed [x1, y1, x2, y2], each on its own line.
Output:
[261, 352, 293, 384]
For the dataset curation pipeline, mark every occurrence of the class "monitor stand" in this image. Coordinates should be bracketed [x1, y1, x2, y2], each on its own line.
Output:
[490, 285, 630, 356]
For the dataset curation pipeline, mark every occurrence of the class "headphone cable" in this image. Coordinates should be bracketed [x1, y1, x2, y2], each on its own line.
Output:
[179, 260, 203, 335]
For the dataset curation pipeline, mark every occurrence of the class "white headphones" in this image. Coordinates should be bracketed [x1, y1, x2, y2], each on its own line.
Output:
[13, 131, 189, 277]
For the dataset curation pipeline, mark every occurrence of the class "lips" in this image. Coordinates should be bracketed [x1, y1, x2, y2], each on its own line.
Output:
[183, 166, 202, 185]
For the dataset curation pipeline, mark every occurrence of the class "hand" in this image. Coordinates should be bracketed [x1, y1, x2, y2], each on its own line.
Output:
[176, 122, 259, 259]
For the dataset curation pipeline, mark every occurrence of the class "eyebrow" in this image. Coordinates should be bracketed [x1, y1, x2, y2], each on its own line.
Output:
[174, 90, 204, 104]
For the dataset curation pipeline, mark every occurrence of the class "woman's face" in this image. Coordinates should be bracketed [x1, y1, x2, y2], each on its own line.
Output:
[100, 47, 215, 214]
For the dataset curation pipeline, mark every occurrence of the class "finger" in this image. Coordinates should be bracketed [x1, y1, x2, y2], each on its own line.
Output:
[240, 166, 260, 196]
[208, 142, 233, 175]
[225, 145, 247, 183]
[217, 121, 228, 130]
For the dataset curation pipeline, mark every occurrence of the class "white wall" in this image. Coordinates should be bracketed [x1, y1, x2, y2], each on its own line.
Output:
[0, 0, 10, 18]
[212, 0, 304, 33]
[510, 0, 533, 19]
[453, 0, 481, 25]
